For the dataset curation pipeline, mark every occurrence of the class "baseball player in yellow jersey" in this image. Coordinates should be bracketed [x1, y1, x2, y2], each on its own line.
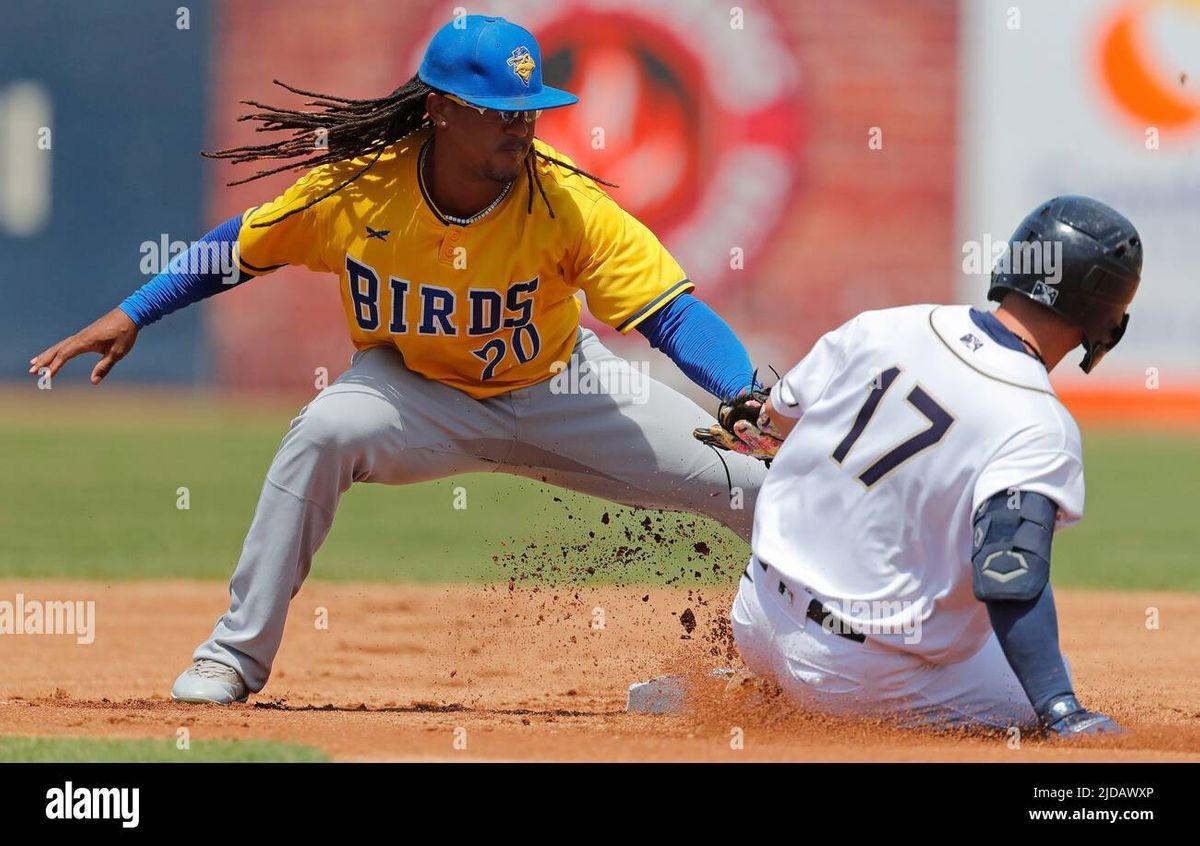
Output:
[29, 15, 768, 703]
[236, 130, 690, 399]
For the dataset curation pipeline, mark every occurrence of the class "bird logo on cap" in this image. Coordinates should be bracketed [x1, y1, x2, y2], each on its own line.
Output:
[507, 46, 535, 86]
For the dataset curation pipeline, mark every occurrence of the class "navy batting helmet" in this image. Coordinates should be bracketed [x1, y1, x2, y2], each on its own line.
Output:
[988, 195, 1142, 373]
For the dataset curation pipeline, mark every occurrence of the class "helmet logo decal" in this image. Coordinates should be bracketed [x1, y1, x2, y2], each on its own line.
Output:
[1030, 280, 1060, 306]
[507, 46, 535, 86]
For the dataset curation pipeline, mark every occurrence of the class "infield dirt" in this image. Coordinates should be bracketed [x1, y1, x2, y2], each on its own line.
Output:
[1, 579, 1197, 761]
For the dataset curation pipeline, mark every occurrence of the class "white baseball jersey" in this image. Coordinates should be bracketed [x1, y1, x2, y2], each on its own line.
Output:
[753, 304, 1085, 664]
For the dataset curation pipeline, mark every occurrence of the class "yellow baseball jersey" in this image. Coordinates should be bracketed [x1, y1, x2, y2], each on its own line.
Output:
[236, 128, 692, 398]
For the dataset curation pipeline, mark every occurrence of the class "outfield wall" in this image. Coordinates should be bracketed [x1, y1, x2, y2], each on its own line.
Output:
[2, 1, 1195, 419]
[202, 0, 960, 391]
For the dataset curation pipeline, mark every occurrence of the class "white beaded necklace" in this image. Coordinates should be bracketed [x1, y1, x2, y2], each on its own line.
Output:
[419, 140, 514, 226]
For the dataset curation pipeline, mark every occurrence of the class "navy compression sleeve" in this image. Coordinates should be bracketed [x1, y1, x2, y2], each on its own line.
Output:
[118, 213, 251, 327]
[636, 293, 756, 401]
[985, 584, 1075, 718]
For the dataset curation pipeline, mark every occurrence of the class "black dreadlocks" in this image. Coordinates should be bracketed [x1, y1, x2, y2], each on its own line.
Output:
[204, 74, 616, 227]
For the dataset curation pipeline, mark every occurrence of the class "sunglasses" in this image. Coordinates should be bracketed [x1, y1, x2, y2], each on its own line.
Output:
[442, 93, 542, 124]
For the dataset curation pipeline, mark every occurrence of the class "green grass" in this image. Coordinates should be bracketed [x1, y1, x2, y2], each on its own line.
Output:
[0, 404, 743, 585]
[0, 736, 327, 763]
[0, 400, 1196, 590]
[1055, 431, 1200, 591]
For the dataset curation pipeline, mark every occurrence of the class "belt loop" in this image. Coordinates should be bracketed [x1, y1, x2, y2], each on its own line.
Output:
[761, 560, 866, 644]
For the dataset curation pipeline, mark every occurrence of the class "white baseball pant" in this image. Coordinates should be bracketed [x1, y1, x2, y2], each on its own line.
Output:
[731, 557, 1053, 730]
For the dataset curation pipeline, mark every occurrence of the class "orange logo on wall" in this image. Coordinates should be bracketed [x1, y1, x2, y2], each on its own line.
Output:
[1099, 0, 1200, 129]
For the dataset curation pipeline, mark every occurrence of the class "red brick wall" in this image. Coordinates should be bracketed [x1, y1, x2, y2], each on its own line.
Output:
[747, 0, 959, 357]
[205, 0, 959, 388]
[205, 0, 428, 389]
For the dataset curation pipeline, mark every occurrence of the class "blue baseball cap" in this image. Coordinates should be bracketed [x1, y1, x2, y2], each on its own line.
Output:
[418, 15, 578, 111]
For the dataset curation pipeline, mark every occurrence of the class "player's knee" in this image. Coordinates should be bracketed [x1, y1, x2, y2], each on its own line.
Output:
[294, 391, 394, 452]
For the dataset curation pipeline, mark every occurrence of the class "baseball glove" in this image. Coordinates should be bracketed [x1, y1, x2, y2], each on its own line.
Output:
[693, 383, 783, 464]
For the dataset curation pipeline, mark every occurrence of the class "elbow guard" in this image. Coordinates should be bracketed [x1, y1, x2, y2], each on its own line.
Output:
[971, 490, 1057, 602]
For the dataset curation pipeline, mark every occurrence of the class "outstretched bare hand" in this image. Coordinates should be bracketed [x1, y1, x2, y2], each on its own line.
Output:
[28, 308, 140, 385]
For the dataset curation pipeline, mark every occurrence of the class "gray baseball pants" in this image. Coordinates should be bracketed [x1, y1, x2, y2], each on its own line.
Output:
[193, 327, 765, 691]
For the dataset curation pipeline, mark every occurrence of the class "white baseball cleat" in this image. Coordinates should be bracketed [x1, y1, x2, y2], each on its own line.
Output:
[171, 659, 249, 705]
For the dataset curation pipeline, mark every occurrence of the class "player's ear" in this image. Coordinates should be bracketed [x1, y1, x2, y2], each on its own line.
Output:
[426, 92, 451, 129]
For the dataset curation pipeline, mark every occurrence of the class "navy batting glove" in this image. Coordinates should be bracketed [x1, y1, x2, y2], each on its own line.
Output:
[1041, 695, 1123, 738]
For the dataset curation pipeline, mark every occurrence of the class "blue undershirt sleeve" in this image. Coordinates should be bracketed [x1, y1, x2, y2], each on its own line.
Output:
[635, 293, 756, 401]
[118, 213, 252, 328]
[985, 584, 1075, 719]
